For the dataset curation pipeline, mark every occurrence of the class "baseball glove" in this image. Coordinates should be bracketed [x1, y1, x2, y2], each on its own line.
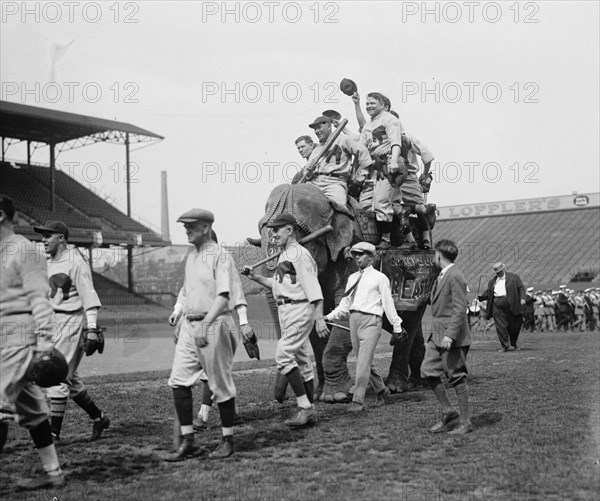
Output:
[419, 172, 433, 194]
[389, 328, 409, 346]
[81, 326, 105, 356]
[26, 347, 68, 388]
[242, 329, 260, 360]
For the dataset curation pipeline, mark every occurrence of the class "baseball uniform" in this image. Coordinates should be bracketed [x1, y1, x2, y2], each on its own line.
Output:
[359, 110, 404, 223]
[44, 246, 108, 440]
[272, 241, 323, 382]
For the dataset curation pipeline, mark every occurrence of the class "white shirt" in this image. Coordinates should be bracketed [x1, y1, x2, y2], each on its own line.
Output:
[494, 275, 507, 297]
[437, 263, 454, 282]
[326, 265, 403, 333]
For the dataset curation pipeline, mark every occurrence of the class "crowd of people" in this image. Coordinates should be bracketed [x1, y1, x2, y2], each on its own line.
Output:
[526, 286, 600, 333]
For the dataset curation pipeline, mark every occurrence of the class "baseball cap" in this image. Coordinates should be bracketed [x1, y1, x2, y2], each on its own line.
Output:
[266, 213, 297, 228]
[340, 78, 357, 96]
[177, 208, 215, 224]
[322, 109, 342, 121]
[350, 241, 377, 256]
[308, 116, 332, 129]
[33, 220, 69, 240]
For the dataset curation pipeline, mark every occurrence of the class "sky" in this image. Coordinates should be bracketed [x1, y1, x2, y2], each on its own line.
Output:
[2, 1, 599, 245]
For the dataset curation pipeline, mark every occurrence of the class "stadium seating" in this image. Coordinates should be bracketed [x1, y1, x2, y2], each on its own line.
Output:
[2, 162, 166, 246]
[435, 208, 600, 288]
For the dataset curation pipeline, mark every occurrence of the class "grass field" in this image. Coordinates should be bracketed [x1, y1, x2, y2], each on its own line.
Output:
[1, 331, 599, 500]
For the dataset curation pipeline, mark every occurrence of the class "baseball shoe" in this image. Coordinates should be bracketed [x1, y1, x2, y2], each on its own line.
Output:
[284, 407, 316, 427]
[448, 421, 474, 435]
[429, 410, 460, 434]
[91, 414, 110, 441]
[208, 436, 234, 459]
[17, 471, 65, 490]
[164, 434, 198, 462]
[347, 402, 364, 413]
[373, 387, 391, 407]
[193, 417, 208, 432]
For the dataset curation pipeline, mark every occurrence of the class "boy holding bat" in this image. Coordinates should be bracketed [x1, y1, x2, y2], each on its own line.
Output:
[242, 214, 329, 427]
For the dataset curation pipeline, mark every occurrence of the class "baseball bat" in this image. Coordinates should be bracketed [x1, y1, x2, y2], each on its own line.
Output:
[248, 224, 333, 270]
[299, 119, 349, 183]
[325, 321, 350, 332]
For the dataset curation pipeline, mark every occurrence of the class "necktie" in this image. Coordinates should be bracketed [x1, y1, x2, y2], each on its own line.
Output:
[343, 271, 364, 302]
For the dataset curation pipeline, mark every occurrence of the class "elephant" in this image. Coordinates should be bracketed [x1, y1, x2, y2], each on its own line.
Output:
[252, 182, 439, 401]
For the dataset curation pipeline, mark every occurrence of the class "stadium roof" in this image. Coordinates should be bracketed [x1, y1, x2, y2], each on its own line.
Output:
[0, 100, 163, 147]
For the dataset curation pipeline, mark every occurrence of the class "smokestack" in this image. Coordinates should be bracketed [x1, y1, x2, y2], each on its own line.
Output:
[161, 171, 170, 241]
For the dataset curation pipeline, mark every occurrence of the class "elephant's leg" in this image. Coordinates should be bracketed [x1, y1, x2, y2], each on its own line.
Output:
[386, 305, 426, 393]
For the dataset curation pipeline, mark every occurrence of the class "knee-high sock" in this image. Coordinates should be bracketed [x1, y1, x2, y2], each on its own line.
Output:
[218, 398, 236, 431]
[303, 379, 314, 404]
[173, 387, 193, 429]
[427, 377, 454, 413]
[50, 397, 68, 435]
[73, 390, 102, 420]
[454, 379, 470, 422]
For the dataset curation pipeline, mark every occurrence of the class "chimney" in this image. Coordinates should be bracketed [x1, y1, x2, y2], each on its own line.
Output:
[161, 171, 170, 241]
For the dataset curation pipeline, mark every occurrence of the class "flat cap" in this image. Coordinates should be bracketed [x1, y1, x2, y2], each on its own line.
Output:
[33, 220, 69, 240]
[526, 287, 534, 292]
[340, 78, 358, 96]
[308, 115, 332, 129]
[266, 213, 297, 228]
[350, 241, 377, 255]
[177, 208, 214, 224]
[492, 262, 505, 272]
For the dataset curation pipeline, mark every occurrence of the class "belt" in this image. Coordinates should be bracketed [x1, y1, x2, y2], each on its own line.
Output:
[54, 308, 83, 315]
[187, 313, 206, 322]
[276, 298, 308, 306]
[315, 173, 345, 179]
[2, 310, 32, 316]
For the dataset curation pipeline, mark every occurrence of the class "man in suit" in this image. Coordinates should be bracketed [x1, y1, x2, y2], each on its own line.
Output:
[478, 262, 526, 352]
[421, 239, 473, 435]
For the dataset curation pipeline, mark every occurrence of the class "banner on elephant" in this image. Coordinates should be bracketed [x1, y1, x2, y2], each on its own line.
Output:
[379, 250, 439, 311]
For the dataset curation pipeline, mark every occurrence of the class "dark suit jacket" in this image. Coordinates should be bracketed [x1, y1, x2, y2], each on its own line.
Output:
[428, 265, 470, 347]
[478, 271, 525, 320]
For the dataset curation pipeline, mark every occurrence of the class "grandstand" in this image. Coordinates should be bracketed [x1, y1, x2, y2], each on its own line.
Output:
[435, 193, 600, 290]
[0, 100, 169, 310]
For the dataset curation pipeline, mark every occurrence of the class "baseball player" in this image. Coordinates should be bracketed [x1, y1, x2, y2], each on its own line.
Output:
[389, 132, 437, 250]
[33, 220, 110, 443]
[358, 92, 404, 249]
[0, 196, 65, 490]
[324, 241, 404, 412]
[303, 115, 373, 214]
[243, 213, 328, 427]
[189, 228, 253, 431]
[166, 208, 244, 461]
